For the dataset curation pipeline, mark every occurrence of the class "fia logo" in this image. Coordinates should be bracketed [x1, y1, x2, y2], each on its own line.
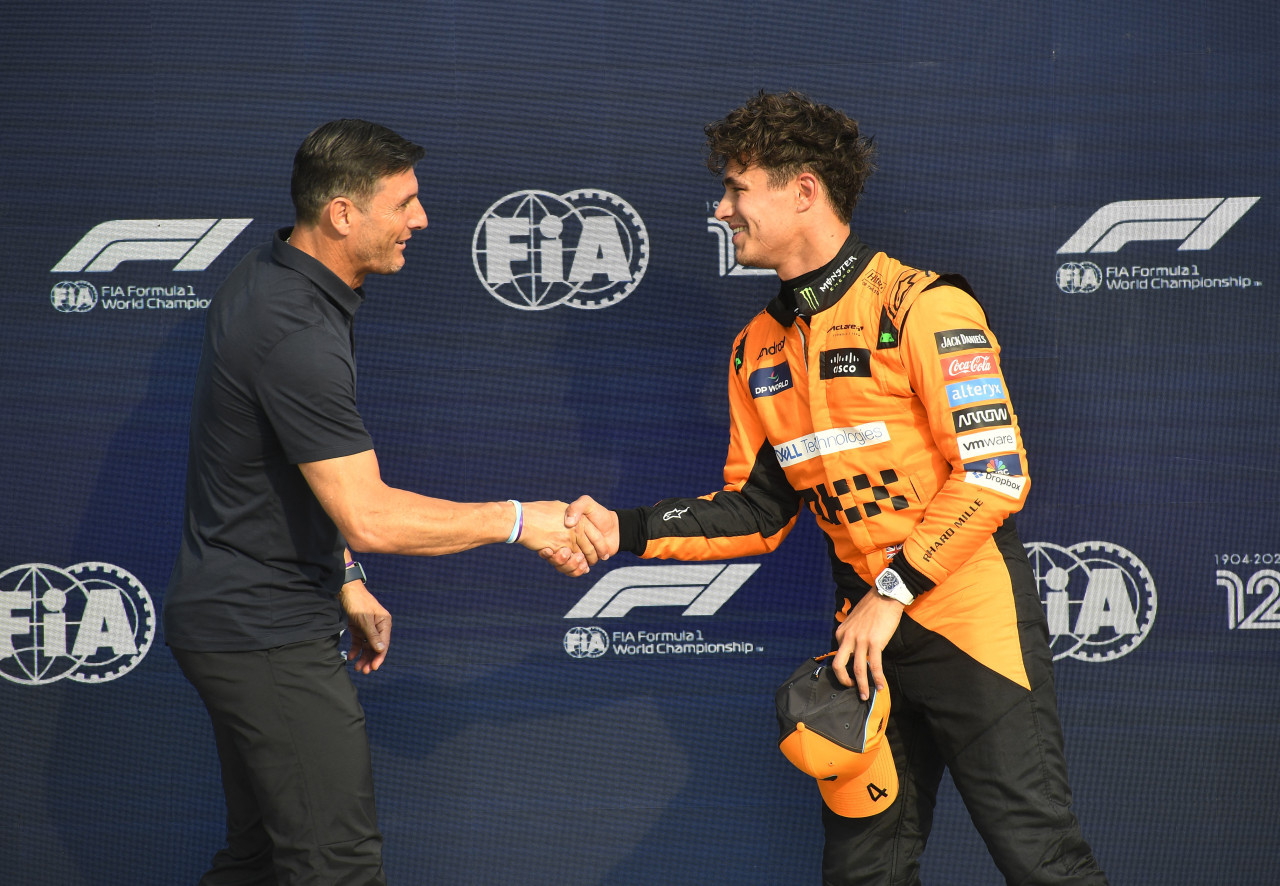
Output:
[1025, 541, 1156, 662]
[472, 189, 649, 310]
[563, 626, 609, 659]
[50, 280, 100, 313]
[0, 562, 155, 684]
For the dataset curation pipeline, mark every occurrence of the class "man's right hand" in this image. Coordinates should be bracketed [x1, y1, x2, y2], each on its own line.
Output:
[564, 495, 620, 559]
[520, 500, 591, 576]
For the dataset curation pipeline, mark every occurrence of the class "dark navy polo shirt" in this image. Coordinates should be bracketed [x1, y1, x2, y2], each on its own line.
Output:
[163, 228, 374, 651]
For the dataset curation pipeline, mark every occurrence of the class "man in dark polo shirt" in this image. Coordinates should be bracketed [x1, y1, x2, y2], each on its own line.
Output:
[164, 119, 590, 886]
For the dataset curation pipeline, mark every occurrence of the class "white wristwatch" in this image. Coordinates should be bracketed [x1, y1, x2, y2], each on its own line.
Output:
[874, 567, 914, 606]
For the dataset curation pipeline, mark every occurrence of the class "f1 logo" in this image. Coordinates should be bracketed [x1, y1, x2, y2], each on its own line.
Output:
[1058, 198, 1258, 253]
[52, 218, 253, 272]
[564, 564, 760, 618]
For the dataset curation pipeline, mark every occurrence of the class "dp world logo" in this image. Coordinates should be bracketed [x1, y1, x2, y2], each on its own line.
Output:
[1055, 261, 1102, 294]
[51, 280, 100, 312]
[472, 189, 649, 310]
[1025, 541, 1156, 662]
[0, 562, 155, 685]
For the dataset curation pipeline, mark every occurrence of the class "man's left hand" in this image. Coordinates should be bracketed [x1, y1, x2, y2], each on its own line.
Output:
[340, 580, 391, 674]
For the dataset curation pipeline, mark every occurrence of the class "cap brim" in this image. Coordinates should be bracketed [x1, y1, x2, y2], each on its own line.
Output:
[815, 733, 898, 818]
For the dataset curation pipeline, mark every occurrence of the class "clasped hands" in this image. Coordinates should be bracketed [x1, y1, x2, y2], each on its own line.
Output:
[524, 495, 619, 577]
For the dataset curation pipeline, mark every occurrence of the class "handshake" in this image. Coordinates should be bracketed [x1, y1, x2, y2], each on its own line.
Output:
[520, 495, 619, 578]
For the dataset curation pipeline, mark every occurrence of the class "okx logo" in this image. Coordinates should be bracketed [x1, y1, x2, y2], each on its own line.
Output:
[1025, 541, 1156, 662]
[473, 189, 648, 310]
[53, 219, 252, 272]
[1058, 198, 1257, 253]
[565, 564, 759, 618]
[0, 562, 155, 685]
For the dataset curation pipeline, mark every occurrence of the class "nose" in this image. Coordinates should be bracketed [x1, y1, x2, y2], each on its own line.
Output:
[410, 198, 428, 230]
[714, 193, 733, 221]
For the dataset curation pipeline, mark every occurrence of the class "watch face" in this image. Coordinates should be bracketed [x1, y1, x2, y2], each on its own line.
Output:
[877, 571, 900, 592]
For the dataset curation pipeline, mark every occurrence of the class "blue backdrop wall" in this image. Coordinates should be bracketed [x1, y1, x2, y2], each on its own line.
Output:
[2, 2, 1277, 883]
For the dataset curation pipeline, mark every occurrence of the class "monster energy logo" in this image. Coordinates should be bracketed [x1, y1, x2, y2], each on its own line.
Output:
[798, 286, 820, 311]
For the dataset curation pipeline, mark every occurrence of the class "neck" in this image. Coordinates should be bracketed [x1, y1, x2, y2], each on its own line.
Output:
[777, 230, 873, 317]
[287, 224, 363, 289]
[771, 222, 852, 281]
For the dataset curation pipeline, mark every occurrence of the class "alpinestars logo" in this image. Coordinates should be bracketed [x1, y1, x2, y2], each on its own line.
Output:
[473, 189, 649, 310]
[0, 562, 155, 685]
[1057, 198, 1258, 253]
[52, 219, 253, 272]
[1025, 541, 1156, 662]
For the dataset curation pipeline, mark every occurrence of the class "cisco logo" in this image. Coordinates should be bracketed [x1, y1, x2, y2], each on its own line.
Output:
[0, 562, 155, 685]
[472, 189, 648, 310]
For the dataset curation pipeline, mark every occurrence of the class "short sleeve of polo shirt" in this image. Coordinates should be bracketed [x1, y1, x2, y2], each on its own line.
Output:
[256, 324, 373, 464]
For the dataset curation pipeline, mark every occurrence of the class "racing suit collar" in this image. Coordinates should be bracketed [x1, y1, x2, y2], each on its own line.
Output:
[766, 231, 875, 327]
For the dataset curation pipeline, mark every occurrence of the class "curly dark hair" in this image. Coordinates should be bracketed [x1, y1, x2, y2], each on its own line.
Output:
[291, 119, 425, 225]
[704, 90, 877, 224]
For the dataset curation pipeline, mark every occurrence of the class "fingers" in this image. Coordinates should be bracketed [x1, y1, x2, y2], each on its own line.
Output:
[563, 495, 599, 528]
[576, 513, 615, 561]
[833, 621, 871, 700]
[364, 610, 391, 671]
[516, 497, 621, 576]
[866, 647, 885, 695]
[340, 583, 391, 675]
[349, 611, 390, 674]
[564, 496, 620, 559]
[518, 500, 581, 558]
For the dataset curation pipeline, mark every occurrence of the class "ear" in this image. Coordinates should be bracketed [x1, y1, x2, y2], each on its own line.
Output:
[326, 196, 357, 235]
[794, 171, 823, 212]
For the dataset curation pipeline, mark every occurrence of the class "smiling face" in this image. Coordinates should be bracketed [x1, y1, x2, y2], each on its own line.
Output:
[347, 167, 428, 283]
[714, 158, 804, 274]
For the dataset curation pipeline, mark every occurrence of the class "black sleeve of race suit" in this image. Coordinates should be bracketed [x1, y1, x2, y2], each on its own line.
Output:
[616, 440, 802, 556]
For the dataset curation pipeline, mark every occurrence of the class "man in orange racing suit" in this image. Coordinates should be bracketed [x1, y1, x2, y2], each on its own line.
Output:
[557, 92, 1109, 885]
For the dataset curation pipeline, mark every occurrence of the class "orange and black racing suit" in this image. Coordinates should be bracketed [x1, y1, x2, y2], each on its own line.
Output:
[614, 233, 1107, 885]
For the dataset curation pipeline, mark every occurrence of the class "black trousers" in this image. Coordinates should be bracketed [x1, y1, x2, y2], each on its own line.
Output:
[173, 635, 385, 886]
[821, 532, 1109, 886]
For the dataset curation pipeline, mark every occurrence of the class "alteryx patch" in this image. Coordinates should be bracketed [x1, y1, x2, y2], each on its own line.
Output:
[749, 363, 794, 398]
[945, 378, 1006, 407]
